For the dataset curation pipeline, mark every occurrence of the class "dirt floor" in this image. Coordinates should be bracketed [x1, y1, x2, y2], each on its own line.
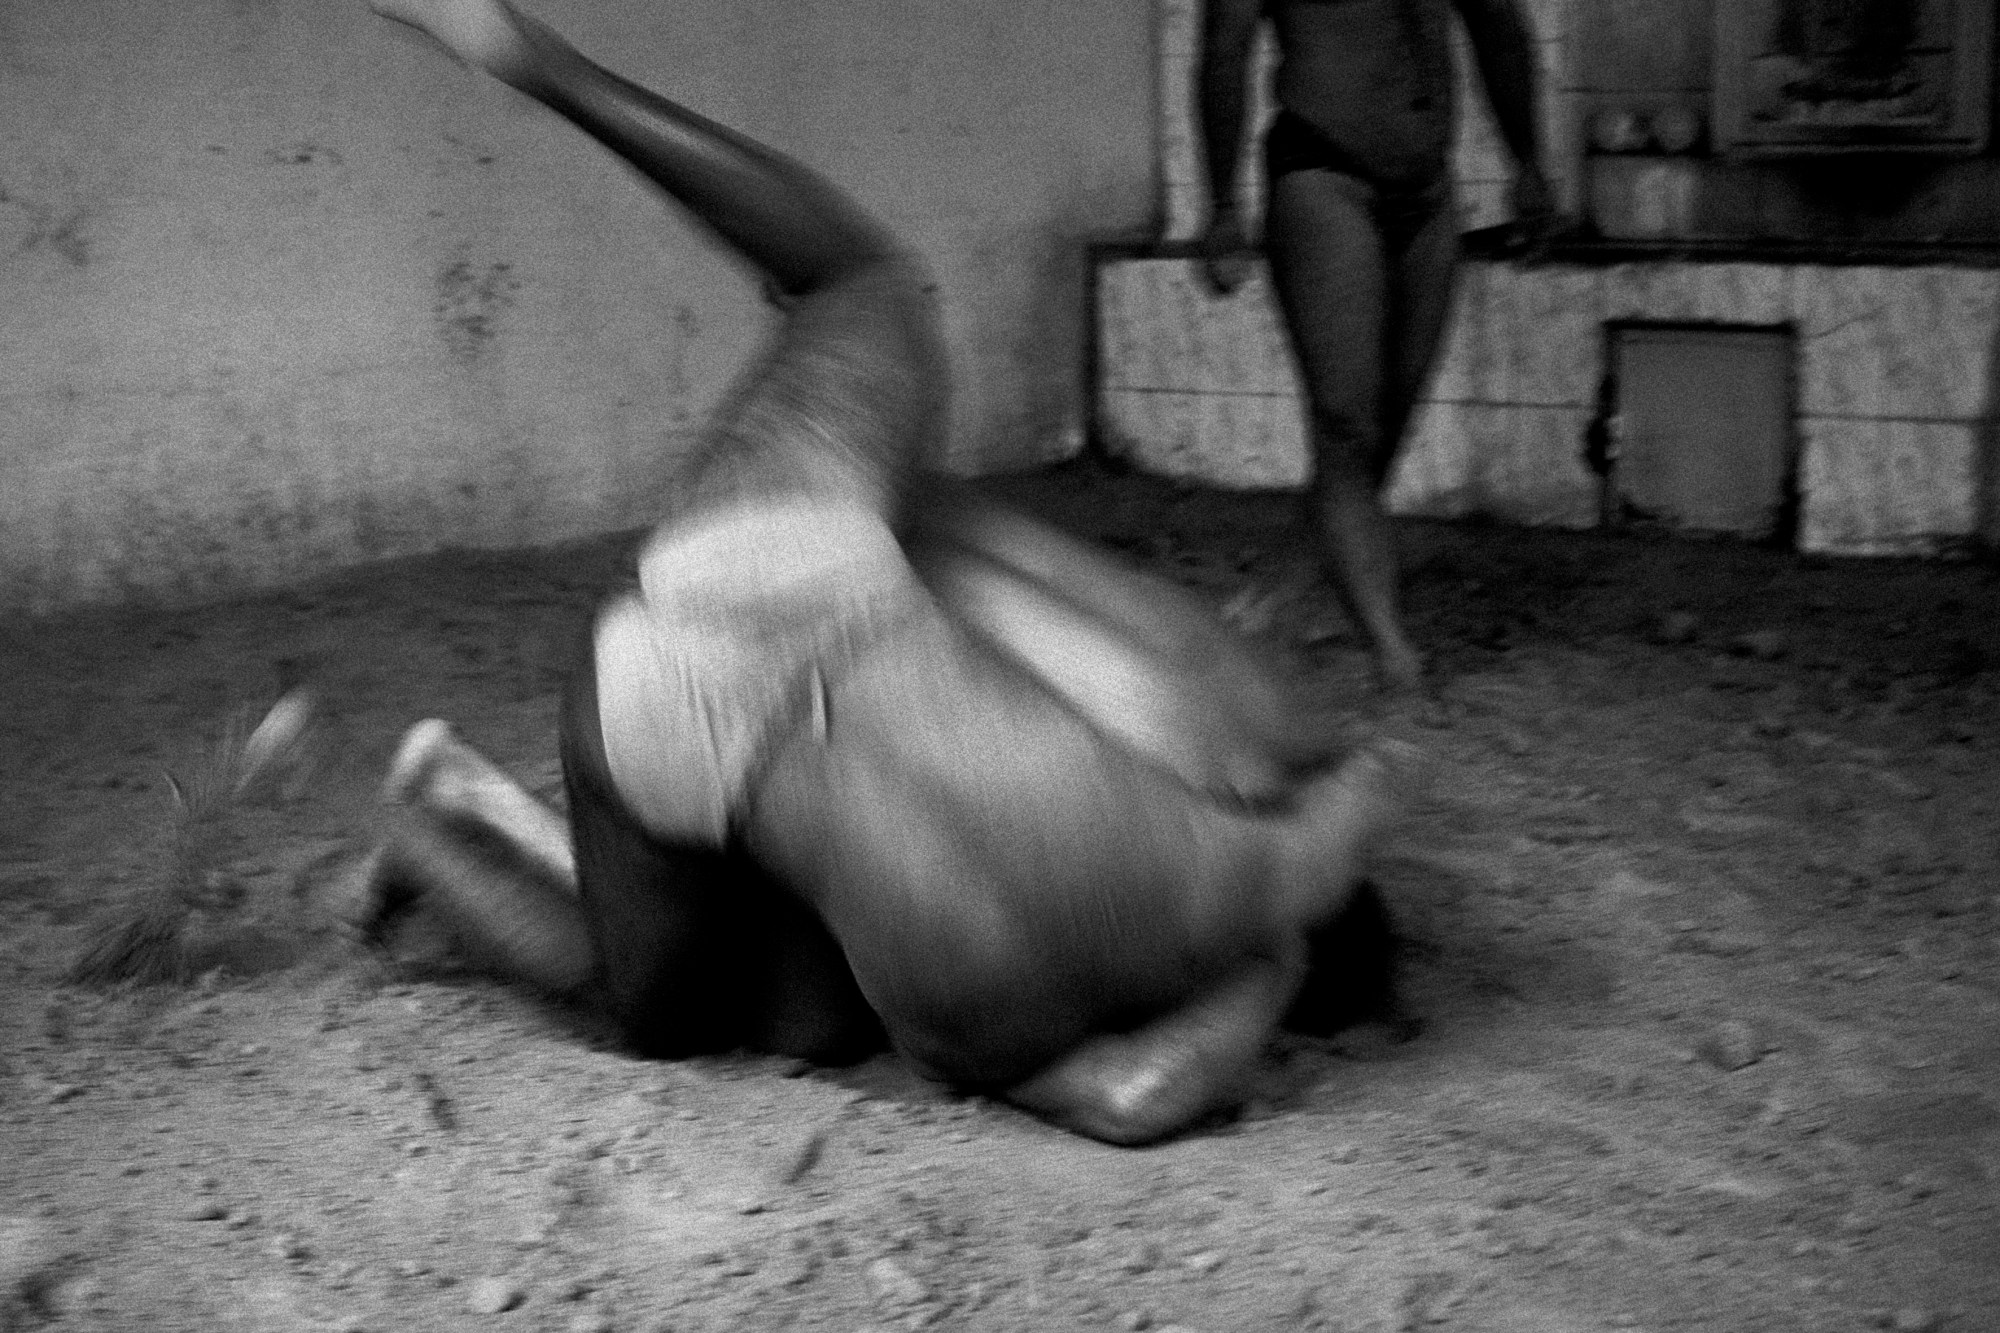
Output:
[3, 461, 1998, 1333]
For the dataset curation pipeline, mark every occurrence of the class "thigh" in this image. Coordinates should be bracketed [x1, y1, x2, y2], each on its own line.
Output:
[1263, 168, 1391, 465]
[560, 654, 757, 1056]
[689, 259, 949, 525]
[1381, 183, 1460, 454]
[562, 644, 885, 1062]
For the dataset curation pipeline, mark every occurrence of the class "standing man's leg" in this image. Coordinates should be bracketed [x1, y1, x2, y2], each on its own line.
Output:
[1379, 185, 1461, 490]
[1264, 169, 1426, 693]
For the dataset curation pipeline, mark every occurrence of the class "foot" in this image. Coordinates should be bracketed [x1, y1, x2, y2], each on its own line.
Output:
[381, 717, 464, 807]
[370, 0, 535, 82]
[381, 719, 578, 888]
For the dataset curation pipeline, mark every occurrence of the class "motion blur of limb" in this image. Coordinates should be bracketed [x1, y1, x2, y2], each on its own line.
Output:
[361, 719, 592, 998]
[362, 712, 886, 1064]
[904, 485, 1352, 805]
[1197, 0, 1556, 694]
[359, 0, 1428, 1145]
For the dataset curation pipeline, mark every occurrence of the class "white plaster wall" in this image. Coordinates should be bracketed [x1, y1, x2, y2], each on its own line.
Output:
[0, 0, 1155, 613]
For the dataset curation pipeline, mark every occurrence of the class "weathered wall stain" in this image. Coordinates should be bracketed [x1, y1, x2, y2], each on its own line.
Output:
[439, 132, 499, 168]
[0, 181, 91, 266]
[434, 257, 520, 364]
[263, 141, 344, 168]
[0, 0, 1154, 614]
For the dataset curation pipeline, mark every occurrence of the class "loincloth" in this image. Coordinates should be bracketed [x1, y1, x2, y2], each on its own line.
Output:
[590, 501, 927, 845]
[1262, 108, 1452, 252]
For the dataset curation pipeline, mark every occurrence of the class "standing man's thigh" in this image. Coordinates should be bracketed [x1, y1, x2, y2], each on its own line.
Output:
[1381, 185, 1461, 464]
[1263, 168, 1390, 470]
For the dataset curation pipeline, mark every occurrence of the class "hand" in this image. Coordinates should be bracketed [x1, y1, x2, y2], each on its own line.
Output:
[1504, 166, 1568, 262]
[1197, 208, 1257, 296]
[1509, 164, 1554, 222]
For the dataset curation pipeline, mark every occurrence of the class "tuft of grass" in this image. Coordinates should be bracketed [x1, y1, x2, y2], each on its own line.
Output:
[68, 690, 316, 986]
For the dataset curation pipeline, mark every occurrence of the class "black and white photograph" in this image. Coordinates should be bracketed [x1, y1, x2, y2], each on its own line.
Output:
[2, 1, 1996, 1329]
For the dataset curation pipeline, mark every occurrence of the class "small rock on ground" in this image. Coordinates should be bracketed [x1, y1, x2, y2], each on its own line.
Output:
[865, 1256, 927, 1308]
[467, 1275, 526, 1315]
[1655, 611, 1699, 644]
[1730, 629, 1786, 661]
[1699, 1019, 1762, 1071]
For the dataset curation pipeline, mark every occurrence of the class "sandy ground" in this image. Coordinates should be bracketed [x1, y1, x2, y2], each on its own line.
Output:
[3, 462, 1998, 1333]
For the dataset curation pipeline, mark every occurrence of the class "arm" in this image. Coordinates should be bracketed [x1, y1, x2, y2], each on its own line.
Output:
[1006, 945, 1306, 1145]
[1194, 0, 1265, 293]
[1451, 0, 1558, 230]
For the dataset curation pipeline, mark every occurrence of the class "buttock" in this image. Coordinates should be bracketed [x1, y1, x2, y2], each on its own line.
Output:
[590, 500, 931, 846]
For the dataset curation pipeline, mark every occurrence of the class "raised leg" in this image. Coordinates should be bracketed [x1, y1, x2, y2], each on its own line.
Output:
[370, 0, 944, 522]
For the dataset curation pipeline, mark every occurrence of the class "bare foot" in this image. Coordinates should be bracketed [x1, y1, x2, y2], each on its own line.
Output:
[369, 0, 534, 82]
[381, 720, 576, 888]
[381, 717, 462, 806]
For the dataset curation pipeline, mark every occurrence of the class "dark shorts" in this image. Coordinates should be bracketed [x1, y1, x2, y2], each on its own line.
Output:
[1263, 109, 1453, 255]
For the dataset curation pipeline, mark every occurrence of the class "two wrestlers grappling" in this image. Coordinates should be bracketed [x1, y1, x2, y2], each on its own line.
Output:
[356, 0, 1437, 1147]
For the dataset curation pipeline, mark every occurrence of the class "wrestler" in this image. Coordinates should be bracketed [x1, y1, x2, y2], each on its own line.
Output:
[1198, 0, 1557, 692]
[358, 0, 1428, 1146]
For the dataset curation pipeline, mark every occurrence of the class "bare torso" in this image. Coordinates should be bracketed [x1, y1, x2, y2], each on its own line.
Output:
[745, 606, 1286, 1086]
[1265, 0, 1456, 185]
